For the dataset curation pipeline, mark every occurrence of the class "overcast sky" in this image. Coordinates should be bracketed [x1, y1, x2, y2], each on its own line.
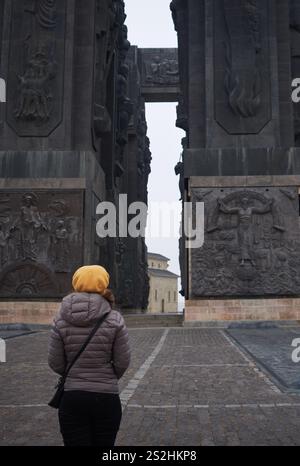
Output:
[125, 1, 184, 309]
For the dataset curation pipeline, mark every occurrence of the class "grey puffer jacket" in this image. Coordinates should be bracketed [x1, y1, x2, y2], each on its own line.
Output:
[48, 292, 131, 394]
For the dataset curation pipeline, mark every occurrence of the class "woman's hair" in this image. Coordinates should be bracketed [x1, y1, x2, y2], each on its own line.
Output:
[102, 288, 115, 307]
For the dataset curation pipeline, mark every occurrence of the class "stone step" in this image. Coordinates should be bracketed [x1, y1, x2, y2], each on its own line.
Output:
[122, 313, 184, 328]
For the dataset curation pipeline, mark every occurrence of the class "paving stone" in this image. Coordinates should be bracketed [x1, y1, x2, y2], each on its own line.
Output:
[226, 327, 300, 391]
[1, 327, 300, 446]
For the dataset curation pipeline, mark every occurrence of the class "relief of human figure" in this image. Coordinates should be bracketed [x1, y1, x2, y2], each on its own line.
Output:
[161, 59, 179, 78]
[11, 194, 47, 261]
[146, 56, 160, 81]
[49, 220, 70, 272]
[14, 50, 55, 122]
[0, 224, 10, 266]
[217, 197, 276, 266]
[146, 56, 178, 84]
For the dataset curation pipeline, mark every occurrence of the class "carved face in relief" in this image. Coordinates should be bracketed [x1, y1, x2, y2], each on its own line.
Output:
[241, 197, 249, 208]
[23, 195, 35, 207]
[56, 220, 65, 229]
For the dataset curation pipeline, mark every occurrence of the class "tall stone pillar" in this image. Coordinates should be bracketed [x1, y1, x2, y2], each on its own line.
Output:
[0, 1, 133, 313]
[172, 0, 300, 322]
[113, 46, 151, 312]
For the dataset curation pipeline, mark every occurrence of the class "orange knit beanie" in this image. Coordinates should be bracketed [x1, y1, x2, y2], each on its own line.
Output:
[72, 265, 110, 294]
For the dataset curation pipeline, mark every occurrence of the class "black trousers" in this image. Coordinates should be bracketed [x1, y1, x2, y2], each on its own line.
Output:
[58, 391, 122, 447]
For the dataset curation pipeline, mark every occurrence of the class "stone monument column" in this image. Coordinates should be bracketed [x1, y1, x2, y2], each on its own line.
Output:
[172, 0, 300, 322]
[0, 0, 138, 319]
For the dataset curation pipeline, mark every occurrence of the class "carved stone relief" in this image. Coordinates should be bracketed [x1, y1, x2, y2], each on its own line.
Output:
[116, 62, 133, 148]
[145, 56, 178, 85]
[115, 237, 134, 308]
[191, 187, 300, 297]
[140, 49, 179, 88]
[0, 190, 84, 297]
[115, 1, 132, 173]
[92, 0, 119, 144]
[214, 0, 271, 134]
[0, 262, 58, 297]
[140, 240, 150, 310]
[7, 0, 66, 136]
[170, 0, 189, 134]
[136, 107, 152, 203]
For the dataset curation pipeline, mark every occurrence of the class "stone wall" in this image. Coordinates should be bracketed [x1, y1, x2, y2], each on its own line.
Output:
[148, 275, 178, 314]
[185, 298, 300, 322]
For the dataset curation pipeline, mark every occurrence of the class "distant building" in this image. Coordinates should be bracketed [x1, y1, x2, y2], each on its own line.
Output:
[147, 253, 179, 313]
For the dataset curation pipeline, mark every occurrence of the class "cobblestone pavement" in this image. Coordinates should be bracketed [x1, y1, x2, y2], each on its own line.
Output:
[1, 327, 300, 446]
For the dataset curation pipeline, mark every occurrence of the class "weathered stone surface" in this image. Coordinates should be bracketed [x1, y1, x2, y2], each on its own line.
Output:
[0, 1, 152, 308]
[214, 0, 271, 135]
[191, 186, 300, 297]
[0, 190, 84, 298]
[139, 48, 180, 102]
[0, 301, 59, 324]
[185, 298, 300, 322]
[171, 1, 300, 305]
[6, 0, 67, 137]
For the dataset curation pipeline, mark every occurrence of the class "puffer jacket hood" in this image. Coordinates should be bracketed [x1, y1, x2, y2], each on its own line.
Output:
[60, 292, 111, 327]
